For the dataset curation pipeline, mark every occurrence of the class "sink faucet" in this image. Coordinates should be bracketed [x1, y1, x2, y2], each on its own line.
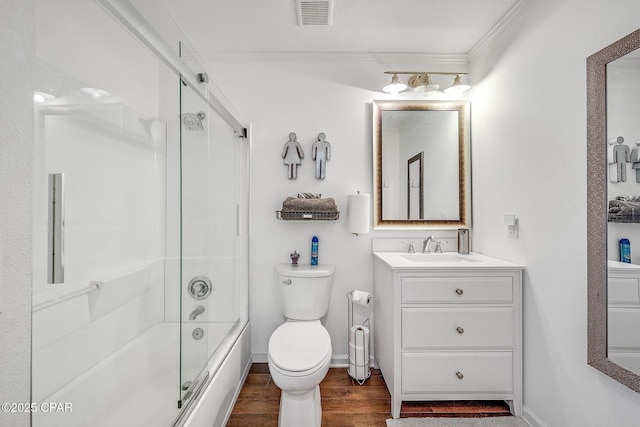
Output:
[401, 241, 415, 253]
[423, 236, 437, 253]
[189, 305, 205, 320]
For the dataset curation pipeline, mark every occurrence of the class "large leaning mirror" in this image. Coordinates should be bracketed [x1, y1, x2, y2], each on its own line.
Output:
[373, 100, 471, 229]
[587, 28, 640, 393]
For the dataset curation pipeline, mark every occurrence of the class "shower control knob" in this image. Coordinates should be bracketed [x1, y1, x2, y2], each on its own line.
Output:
[188, 276, 213, 300]
[456, 371, 464, 380]
[456, 326, 464, 334]
[192, 328, 204, 340]
[282, 279, 292, 285]
[455, 288, 464, 295]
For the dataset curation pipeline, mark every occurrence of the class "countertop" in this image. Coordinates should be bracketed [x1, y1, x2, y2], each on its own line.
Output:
[608, 259, 640, 271]
[373, 251, 524, 270]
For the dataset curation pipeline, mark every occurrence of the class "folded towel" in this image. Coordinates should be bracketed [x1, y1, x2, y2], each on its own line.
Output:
[609, 198, 640, 222]
[617, 195, 640, 202]
[282, 197, 338, 212]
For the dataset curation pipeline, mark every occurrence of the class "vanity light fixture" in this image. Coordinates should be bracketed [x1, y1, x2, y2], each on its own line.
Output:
[443, 74, 471, 94]
[408, 73, 440, 92]
[382, 74, 407, 94]
[33, 91, 55, 103]
[382, 71, 470, 94]
[81, 87, 111, 98]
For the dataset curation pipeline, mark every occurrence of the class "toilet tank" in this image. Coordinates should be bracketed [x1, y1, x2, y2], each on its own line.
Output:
[276, 263, 335, 320]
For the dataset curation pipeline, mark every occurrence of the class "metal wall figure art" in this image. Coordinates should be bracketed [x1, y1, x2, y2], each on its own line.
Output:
[312, 132, 331, 179]
[631, 140, 640, 183]
[282, 132, 304, 179]
[613, 136, 630, 182]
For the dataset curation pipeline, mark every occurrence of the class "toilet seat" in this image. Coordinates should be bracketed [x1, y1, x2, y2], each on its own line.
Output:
[268, 321, 331, 375]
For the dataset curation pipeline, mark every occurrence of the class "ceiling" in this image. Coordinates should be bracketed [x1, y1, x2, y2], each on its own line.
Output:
[152, 0, 527, 58]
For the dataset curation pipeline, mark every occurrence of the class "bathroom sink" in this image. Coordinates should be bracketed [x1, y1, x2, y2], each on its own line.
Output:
[373, 251, 522, 270]
[400, 253, 480, 263]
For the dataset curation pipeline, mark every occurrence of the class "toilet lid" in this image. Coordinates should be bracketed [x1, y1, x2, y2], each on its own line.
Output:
[268, 322, 331, 373]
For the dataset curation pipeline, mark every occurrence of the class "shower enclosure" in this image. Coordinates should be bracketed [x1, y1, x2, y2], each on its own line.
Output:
[31, 0, 250, 426]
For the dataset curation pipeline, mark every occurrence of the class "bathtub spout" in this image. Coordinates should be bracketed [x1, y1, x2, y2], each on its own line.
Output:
[189, 305, 205, 320]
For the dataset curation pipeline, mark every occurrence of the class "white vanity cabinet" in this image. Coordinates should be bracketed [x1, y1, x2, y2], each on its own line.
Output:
[372, 253, 523, 419]
[607, 261, 640, 373]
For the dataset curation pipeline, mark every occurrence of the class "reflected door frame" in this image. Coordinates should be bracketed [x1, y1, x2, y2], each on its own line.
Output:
[407, 152, 424, 219]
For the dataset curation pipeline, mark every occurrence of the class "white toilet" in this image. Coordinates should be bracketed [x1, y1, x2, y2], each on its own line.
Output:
[268, 263, 334, 427]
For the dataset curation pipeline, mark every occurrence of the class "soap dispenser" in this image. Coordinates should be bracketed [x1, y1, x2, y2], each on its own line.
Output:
[457, 229, 470, 254]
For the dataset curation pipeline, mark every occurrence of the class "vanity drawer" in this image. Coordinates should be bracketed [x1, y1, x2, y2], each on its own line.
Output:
[608, 276, 640, 305]
[402, 352, 513, 394]
[402, 308, 513, 349]
[401, 276, 513, 304]
[608, 308, 640, 348]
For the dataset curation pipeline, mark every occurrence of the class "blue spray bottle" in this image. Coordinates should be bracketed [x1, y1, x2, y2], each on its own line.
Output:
[311, 236, 319, 266]
[621, 238, 631, 263]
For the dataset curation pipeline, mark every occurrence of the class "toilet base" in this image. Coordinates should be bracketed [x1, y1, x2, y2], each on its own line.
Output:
[278, 384, 322, 427]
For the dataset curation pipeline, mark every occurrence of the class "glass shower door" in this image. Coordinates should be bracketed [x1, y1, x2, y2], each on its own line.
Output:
[178, 77, 211, 406]
[177, 42, 248, 410]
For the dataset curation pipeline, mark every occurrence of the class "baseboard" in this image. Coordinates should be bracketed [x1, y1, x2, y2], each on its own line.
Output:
[522, 405, 549, 427]
[252, 353, 268, 364]
[331, 354, 350, 367]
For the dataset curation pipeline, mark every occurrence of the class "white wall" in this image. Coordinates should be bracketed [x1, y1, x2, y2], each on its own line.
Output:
[208, 60, 377, 363]
[0, 1, 34, 426]
[470, 0, 640, 425]
[204, 58, 469, 364]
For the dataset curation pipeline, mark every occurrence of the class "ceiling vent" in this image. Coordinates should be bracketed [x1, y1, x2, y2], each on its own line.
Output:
[296, 0, 334, 26]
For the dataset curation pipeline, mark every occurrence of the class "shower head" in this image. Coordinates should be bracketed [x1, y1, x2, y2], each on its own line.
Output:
[182, 111, 206, 131]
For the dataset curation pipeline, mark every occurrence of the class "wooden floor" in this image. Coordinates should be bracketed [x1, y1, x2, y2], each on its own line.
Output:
[226, 364, 511, 426]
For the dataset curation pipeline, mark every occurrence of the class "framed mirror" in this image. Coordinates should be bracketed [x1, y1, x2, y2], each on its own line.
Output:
[373, 100, 471, 229]
[587, 28, 640, 393]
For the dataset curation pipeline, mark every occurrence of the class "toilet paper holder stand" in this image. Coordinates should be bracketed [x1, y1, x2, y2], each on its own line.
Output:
[346, 290, 371, 385]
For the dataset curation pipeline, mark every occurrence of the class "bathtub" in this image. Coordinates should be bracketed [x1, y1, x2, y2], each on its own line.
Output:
[33, 321, 251, 427]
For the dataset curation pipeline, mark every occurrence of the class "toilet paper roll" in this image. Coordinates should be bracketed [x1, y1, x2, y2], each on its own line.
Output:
[348, 325, 370, 363]
[347, 193, 370, 235]
[351, 290, 371, 306]
[348, 325, 370, 381]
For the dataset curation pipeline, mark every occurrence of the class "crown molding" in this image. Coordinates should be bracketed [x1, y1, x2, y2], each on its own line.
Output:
[468, 0, 534, 60]
[198, 2, 535, 68]
[200, 51, 469, 67]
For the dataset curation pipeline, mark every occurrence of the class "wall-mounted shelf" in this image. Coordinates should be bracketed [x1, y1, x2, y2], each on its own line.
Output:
[608, 217, 640, 224]
[276, 210, 339, 221]
[609, 198, 640, 223]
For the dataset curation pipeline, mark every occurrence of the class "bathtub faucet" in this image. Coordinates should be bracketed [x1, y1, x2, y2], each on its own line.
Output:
[189, 305, 205, 320]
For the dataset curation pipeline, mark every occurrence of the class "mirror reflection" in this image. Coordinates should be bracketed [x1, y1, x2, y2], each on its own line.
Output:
[407, 152, 424, 219]
[607, 48, 640, 376]
[373, 100, 471, 229]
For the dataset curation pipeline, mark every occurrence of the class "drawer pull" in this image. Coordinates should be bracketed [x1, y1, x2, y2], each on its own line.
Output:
[455, 371, 464, 380]
[455, 288, 464, 295]
[456, 326, 464, 334]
